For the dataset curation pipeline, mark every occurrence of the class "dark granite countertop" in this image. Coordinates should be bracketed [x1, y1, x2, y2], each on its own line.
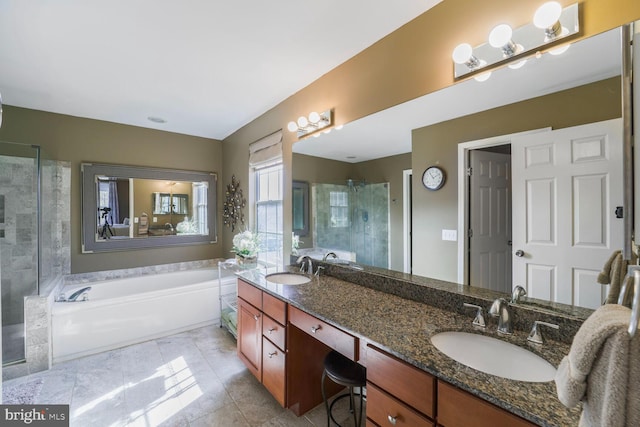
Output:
[236, 267, 581, 427]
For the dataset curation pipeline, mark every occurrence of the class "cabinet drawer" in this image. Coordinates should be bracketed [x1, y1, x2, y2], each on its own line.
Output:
[289, 305, 357, 360]
[238, 279, 262, 309]
[262, 337, 286, 407]
[438, 381, 535, 427]
[262, 314, 286, 350]
[263, 292, 286, 325]
[366, 383, 434, 427]
[366, 345, 435, 418]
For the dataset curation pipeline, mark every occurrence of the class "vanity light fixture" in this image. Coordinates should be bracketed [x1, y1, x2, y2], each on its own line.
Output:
[488, 24, 521, 58]
[287, 109, 333, 138]
[452, 43, 482, 70]
[533, 1, 563, 41]
[452, 2, 579, 79]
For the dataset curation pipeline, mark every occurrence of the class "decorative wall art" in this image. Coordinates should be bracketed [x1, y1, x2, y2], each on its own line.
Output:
[223, 175, 246, 231]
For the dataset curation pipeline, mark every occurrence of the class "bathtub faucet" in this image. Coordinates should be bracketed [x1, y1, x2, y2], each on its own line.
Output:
[58, 286, 92, 302]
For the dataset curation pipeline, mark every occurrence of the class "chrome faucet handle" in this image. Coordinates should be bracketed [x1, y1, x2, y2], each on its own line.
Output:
[296, 255, 313, 274]
[462, 303, 486, 328]
[527, 320, 559, 344]
[511, 285, 527, 303]
[315, 266, 325, 277]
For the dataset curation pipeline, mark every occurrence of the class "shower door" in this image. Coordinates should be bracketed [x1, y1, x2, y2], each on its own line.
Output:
[0, 141, 40, 365]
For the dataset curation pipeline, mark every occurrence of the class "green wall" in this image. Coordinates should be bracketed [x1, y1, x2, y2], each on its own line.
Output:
[0, 106, 223, 273]
[411, 77, 621, 282]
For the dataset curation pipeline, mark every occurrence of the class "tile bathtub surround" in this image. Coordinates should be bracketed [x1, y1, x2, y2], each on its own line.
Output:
[2, 325, 359, 427]
[62, 258, 224, 286]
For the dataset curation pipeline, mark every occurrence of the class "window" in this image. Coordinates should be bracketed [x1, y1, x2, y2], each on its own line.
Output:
[330, 191, 349, 228]
[98, 180, 110, 209]
[255, 163, 283, 267]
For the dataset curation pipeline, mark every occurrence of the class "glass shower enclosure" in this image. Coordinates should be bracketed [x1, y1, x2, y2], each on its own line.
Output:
[314, 181, 390, 269]
[0, 141, 42, 365]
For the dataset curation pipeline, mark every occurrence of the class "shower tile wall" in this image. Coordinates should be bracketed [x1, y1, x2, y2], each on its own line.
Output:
[40, 159, 71, 290]
[0, 155, 38, 327]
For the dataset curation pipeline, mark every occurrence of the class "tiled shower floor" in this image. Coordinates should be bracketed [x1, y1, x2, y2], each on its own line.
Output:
[2, 325, 363, 426]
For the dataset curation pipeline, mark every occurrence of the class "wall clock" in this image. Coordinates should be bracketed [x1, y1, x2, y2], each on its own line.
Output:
[422, 166, 445, 191]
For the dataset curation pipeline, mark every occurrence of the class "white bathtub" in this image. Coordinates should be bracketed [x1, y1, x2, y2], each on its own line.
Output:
[52, 268, 233, 363]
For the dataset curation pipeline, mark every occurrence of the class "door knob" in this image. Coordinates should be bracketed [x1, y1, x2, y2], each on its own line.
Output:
[515, 249, 525, 257]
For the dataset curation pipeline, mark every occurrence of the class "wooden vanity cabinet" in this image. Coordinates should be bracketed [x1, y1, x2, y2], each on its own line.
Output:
[437, 381, 536, 427]
[366, 345, 435, 427]
[237, 279, 287, 407]
[237, 297, 262, 380]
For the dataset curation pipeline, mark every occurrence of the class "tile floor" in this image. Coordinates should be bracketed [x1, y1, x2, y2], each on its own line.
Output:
[2, 325, 364, 427]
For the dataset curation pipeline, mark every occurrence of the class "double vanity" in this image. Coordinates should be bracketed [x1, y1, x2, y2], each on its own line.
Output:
[234, 264, 582, 426]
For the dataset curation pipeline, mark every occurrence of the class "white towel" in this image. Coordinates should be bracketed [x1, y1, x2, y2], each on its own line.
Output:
[555, 304, 640, 427]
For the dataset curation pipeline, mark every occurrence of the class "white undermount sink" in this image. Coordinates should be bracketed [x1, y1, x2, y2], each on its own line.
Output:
[430, 331, 557, 383]
[265, 273, 311, 285]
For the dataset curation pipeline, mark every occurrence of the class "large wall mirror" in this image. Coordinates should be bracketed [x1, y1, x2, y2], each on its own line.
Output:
[292, 26, 628, 316]
[82, 163, 217, 252]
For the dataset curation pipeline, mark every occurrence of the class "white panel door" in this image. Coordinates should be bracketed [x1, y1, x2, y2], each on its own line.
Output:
[469, 150, 512, 293]
[512, 119, 622, 308]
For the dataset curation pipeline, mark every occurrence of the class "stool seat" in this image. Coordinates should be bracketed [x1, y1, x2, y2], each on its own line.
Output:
[322, 350, 366, 427]
[324, 350, 366, 387]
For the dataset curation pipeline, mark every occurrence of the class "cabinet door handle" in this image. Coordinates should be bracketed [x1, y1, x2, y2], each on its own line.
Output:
[310, 325, 322, 334]
[268, 351, 277, 359]
[387, 415, 397, 425]
[253, 314, 260, 321]
[268, 327, 276, 335]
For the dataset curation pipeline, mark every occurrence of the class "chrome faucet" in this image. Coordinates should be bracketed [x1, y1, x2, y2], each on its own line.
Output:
[511, 285, 527, 303]
[296, 255, 313, 274]
[489, 298, 513, 334]
[58, 286, 92, 302]
[322, 252, 338, 262]
[164, 223, 174, 231]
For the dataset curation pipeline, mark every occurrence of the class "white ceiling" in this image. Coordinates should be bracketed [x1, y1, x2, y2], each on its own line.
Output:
[293, 28, 622, 162]
[0, 0, 442, 140]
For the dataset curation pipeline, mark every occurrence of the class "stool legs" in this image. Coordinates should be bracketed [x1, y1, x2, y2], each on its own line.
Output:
[321, 370, 330, 427]
[322, 374, 364, 427]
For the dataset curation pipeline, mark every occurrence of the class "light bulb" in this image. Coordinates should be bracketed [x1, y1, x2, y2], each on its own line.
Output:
[534, 1, 562, 29]
[508, 59, 527, 70]
[474, 71, 492, 82]
[308, 111, 320, 124]
[489, 24, 513, 48]
[549, 43, 570, 55]
[452, 43, 473, 64]
[287, 121, 298, 132]
[297, 116, 308, 128]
